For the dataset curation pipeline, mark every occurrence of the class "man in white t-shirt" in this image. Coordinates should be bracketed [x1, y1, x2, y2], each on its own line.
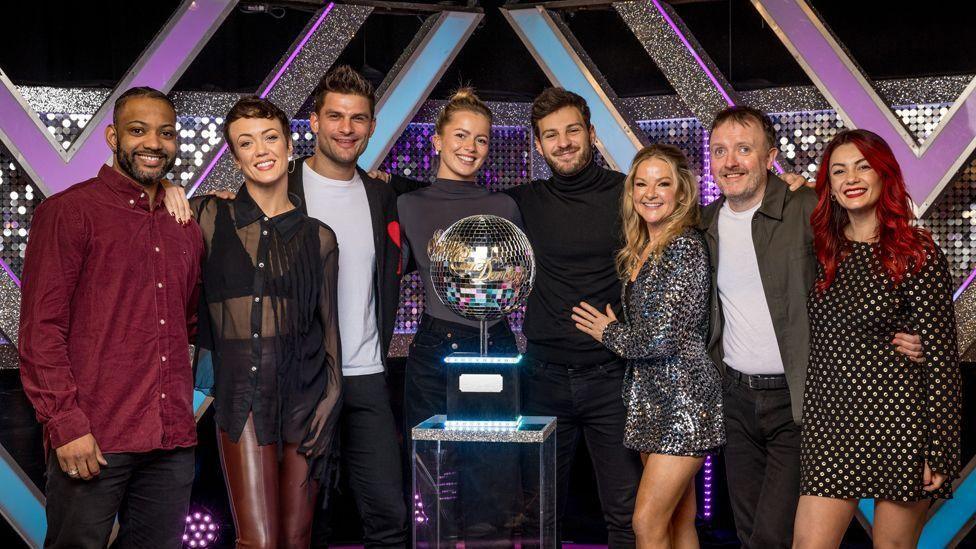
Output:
[288, 66, 424, 549]
[700, 106, 921, 548]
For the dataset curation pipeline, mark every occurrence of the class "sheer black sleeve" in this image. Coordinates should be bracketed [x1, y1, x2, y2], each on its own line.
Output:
[298, 226, 343, 491]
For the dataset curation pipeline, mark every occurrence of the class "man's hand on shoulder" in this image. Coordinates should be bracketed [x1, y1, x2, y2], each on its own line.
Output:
[781, 172, 815, 192]
[367, 170, 391, 183]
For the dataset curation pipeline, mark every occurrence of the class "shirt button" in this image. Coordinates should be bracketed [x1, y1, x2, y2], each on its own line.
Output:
[451, 343, 459, 350]
[251, 366, 257, 372]
[155, 246, 160, 252]
[263, 216, 269, 221]
[161, 356, 167, 362]
[262, 230, 268, 236]
[129, 199, 135, 206]
[159, 319, 166, 325]
[254, 297, 260, 302]
[252, 333, 259, 338]
[258, 262, 265, 268]
[157, 282, 163, 288]
[140, 193, 145, 198]
[161, 393, 166, 399]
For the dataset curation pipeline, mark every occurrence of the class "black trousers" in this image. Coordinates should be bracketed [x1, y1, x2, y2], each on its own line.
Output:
[520, 357, 642, 549]
[722, 375, 801, 549]
[44, 447, 194, 549]
[404, 315, 520, 540]
[339, 372, 409, 548]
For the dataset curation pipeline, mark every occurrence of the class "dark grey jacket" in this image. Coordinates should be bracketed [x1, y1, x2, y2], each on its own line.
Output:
[288, 159, 426, 368]
[700, 174, 818, 423]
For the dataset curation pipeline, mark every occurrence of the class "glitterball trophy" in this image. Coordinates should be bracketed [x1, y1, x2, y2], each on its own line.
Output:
[427, 214, 535, 428]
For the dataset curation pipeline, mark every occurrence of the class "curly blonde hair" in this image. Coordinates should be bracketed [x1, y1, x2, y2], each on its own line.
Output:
[615, 144, 700, 278]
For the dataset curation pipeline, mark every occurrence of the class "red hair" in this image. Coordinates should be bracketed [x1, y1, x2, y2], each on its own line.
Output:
[811, 129, 933, 292]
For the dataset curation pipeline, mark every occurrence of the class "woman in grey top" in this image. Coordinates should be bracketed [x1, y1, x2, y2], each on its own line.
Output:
[573, 144, 724, 548]
[396, 88, 523, 431]
[396, 89, 523, 542]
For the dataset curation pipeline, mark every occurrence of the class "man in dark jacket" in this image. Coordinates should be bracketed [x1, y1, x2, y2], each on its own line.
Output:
[701, 106, 922, 548]
[285, 66, 423, 549]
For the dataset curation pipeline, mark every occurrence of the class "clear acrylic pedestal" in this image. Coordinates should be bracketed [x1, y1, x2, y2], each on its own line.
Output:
[411, 415, 557, 548]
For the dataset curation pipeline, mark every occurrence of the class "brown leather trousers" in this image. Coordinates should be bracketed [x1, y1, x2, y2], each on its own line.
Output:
[218, 416, 318, 548]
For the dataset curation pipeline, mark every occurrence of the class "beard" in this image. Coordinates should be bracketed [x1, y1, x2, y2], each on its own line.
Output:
[545, 144, 593, 177]
[717, 170, 766, 204]
[318, 135, 368, 168]
[115, 146, 176, 187]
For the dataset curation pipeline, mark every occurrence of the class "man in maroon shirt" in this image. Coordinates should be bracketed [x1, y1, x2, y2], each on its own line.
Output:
[18, 87, 203, 548]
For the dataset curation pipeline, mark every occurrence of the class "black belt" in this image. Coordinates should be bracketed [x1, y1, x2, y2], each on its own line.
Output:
[726, 366, 789, 390]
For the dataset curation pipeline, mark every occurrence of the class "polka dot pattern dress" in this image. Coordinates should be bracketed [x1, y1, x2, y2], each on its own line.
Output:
[800, 241, 961, 501]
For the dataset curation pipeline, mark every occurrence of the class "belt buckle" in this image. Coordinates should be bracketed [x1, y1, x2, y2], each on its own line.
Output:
[747, 375, 761, 390]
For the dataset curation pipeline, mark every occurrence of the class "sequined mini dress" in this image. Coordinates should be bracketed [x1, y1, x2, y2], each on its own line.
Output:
[801, 242, 961, 500]
[603, 229, 725, 456]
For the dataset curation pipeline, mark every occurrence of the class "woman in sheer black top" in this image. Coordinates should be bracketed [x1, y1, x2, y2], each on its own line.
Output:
[192, 97, 342, 548]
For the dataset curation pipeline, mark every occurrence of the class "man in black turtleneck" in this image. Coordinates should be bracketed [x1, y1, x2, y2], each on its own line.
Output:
[505, 88, 641, 548]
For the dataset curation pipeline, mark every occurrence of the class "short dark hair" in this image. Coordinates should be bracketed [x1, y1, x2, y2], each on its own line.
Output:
[113, 86, 175, 125]
[312, 65, 376, 116]
[710, 105, 777, 150]
[222, 96, 292, 157]
[530, 87, 591, 138]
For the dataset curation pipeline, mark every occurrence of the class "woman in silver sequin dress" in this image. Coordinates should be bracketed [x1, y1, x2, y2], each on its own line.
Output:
[573, 144, 724, 548]
[794, 129, 961, 548]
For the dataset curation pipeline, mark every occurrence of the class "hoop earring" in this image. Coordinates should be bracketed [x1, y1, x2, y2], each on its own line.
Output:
[829, 193, 836, 201]
[288, 158, 296, 174]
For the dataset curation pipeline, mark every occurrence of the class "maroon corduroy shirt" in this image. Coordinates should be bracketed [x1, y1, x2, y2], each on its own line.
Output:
[19, 164, 204, 454]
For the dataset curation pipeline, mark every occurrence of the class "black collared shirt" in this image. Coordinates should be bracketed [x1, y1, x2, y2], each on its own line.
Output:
[191, 186, 341, 481]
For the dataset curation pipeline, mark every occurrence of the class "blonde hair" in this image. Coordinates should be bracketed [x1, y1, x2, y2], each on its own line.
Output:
[615, 144, 701, 278]
[435, 87, 493, 134]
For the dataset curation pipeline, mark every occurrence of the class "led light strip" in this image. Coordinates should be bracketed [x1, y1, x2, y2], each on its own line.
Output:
[444, 417, 523, 430]
[443, 354, 523, 365]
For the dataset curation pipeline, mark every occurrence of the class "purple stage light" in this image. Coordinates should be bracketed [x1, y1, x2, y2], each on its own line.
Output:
[183, 508, 219, 548]
[702, 455, 714, 520]
[413, 492, 430, 525]
[700, 132, 721, 206]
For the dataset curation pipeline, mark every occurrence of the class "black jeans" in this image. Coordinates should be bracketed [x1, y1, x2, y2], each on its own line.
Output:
[404, 315, 520, 540]
[722, 375, 801, 549]
[520, 357, 642, 549]
[340, 372, 409, 548]
[44, 447, 194, 549]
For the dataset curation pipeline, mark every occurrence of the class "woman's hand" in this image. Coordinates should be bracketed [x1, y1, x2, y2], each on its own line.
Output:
[923, 461, 948, 492]
[892, 332, 924, 363]
[571, 302, 617, 343]
[162, 182, 193, 225]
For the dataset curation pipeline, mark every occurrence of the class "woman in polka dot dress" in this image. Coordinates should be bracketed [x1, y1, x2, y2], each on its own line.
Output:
[793, 129, 961, 547]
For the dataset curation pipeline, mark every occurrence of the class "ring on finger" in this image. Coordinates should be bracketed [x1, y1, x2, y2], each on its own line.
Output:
[68, 469, 79, 477]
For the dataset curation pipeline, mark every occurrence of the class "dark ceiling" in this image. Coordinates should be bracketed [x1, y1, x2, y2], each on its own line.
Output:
[1, 1, 974, 102]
